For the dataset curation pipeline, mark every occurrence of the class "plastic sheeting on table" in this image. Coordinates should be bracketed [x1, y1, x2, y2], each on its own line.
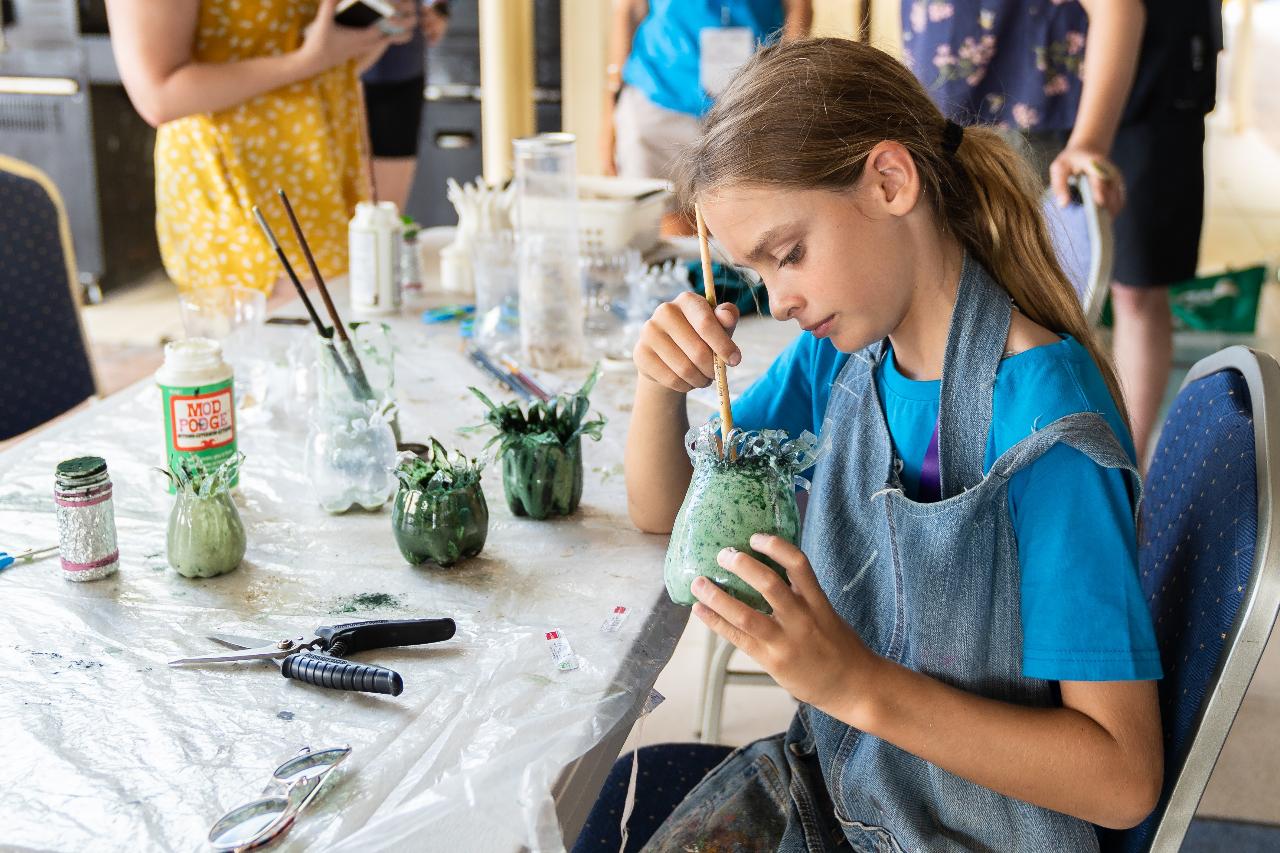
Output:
[0, 311, 712, 853]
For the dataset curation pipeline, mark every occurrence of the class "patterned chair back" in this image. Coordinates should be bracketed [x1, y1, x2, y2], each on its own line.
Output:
[1041, 176, 1113, 325]
[0, 154, 97, 440]
[1102, 347, 1280, 853]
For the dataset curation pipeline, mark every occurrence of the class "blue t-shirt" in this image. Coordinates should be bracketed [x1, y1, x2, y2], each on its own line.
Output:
[732, 332, 1162, 682]
[622, 0, 786, 118]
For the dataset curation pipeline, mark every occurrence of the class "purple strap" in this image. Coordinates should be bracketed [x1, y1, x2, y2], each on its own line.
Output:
[918, 420, 942, 503]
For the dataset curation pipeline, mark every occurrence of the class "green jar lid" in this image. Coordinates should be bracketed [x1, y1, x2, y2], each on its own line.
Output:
[55, 456, 108, 487]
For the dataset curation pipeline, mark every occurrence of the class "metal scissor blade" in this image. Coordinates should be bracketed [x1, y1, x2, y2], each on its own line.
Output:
[209, 632, 276, 651]
[167, 634, 304, 667]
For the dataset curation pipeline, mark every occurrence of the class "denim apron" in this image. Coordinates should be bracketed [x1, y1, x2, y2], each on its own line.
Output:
[644, 256, 1138, 852]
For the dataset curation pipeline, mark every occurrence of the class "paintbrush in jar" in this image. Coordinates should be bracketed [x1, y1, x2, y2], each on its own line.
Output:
[251, 205, 363, 400]
[695, 203, 735, 459]
[275, 189, 374, 401]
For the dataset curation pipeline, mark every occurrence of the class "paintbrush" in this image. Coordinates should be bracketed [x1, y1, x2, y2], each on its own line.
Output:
[467, 347, 532, 401]
[695, 203, 735, 458]
[275, 189, 374, 401]
[498, 356, 551, 402]
[252, 205, 364, 400]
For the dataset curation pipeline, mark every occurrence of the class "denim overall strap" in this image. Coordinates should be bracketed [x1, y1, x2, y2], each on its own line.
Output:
[936, 254, 1011, 498]
[987, 410, 1142, 513]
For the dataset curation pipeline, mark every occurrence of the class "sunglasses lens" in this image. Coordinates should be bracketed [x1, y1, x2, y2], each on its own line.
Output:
[273, 746, 351, 786]
[208, 796, 291, 851]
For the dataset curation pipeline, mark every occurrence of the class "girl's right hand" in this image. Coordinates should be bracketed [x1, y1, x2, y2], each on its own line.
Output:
[299, 0, 392, 74]
[634, 291, 742, 393]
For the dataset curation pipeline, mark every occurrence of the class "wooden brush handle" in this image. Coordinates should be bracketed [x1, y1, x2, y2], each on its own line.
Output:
[694, 205, 735, 448]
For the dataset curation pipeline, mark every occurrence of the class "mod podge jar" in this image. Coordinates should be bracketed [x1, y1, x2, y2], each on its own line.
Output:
[156, 338, 238, 490]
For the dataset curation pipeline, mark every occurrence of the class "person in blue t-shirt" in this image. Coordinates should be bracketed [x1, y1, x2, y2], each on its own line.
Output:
[600, 0, 810, 234]
[623, 38, 1162, 848]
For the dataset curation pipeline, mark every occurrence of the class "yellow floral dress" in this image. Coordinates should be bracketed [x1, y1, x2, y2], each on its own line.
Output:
[155, 0, 370, 294]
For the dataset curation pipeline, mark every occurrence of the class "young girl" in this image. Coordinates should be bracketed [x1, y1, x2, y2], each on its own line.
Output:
[625, 38, 1163, 851]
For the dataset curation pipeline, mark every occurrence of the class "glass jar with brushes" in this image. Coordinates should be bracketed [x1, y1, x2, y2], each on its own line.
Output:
[305, 334, 398, 514]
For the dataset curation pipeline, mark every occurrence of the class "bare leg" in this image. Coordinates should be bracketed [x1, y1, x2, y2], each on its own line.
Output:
[371, 156, 417, 212]
[1110, 281, 1173, 468]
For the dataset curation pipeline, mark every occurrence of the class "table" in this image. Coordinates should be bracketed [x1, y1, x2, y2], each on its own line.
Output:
[0, 283, 796, 852]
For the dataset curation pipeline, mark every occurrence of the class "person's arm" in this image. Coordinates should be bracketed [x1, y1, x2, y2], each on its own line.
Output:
[1049, 0, 1146, 215]
[600, 0, 648, 177]
[625, 292, 741, 533]
[693, 536, 1164, 829]
[781, 0, 813, 41]
[105, 0, 407, 127]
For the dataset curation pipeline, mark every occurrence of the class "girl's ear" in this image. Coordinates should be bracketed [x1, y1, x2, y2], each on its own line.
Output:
[866, 141, 922, 216]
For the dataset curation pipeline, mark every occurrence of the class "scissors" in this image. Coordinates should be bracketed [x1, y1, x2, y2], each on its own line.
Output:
[0, 544, 58, 572]
[169, 617, 456, 696]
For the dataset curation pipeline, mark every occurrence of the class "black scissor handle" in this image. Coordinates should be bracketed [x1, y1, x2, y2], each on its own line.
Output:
[316, 618, 456, 655]
[281, 651, 403, 696]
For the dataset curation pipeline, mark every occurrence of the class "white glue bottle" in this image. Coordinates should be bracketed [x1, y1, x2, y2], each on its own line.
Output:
[349, 201, 403, 316]
[156, 338, 238, 489]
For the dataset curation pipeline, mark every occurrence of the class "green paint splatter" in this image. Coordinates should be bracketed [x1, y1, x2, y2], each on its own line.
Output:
[331, 592, 404, 614]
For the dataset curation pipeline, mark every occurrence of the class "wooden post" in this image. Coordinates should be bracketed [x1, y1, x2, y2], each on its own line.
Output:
[478, 0, 536, 184]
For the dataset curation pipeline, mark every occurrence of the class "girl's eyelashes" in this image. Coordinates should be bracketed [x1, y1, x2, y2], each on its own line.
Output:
[778, 242, 804, 269]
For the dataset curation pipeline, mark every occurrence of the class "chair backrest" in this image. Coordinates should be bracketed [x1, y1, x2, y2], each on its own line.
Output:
[1042, 177, 1113, 325]
[1101, 346, 1280, 853]
[0, 153, 98, 439]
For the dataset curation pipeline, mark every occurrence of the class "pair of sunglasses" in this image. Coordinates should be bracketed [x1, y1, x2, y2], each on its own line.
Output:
[207, 745, 351, 852]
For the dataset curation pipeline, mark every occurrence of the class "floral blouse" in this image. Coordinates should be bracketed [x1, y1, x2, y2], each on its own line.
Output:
[901, 0, 1089, 132]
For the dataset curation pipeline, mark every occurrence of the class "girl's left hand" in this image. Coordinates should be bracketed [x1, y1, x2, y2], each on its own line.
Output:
[1049, 146, 1126, 218]
[691, 533, 878, 714]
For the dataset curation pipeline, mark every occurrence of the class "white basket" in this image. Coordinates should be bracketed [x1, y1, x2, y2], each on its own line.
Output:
[576, 176, 669, 254]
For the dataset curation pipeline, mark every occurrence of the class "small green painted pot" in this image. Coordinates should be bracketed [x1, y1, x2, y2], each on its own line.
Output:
[501, 437, 583, 520]
[391, 481, 489, 567]
[167, 491, 246, 579]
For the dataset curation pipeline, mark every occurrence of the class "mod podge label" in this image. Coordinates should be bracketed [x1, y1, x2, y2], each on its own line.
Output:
[161, 378, 238, 488]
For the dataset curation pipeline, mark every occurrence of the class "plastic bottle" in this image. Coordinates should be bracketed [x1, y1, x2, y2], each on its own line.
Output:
[349, 201, 402, 316]
[156, 338, 238, 488]
[399, 216, 427, 307]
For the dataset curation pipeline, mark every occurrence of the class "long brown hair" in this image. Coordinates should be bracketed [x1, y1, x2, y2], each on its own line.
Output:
[673, 37, 1129, 429]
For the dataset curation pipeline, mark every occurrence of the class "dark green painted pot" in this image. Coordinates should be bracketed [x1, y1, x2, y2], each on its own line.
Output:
[391, 481, 489, 567]
[501, 438, 583, 520]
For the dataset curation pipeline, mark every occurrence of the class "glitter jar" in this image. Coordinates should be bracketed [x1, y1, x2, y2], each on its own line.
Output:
[53, 456, 120, 582]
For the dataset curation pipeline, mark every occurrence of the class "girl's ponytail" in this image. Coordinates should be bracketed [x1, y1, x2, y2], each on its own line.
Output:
[943, 127, 1130, 433]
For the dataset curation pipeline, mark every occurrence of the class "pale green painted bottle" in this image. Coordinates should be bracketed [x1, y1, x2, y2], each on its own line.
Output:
[167, 491, 246, 579]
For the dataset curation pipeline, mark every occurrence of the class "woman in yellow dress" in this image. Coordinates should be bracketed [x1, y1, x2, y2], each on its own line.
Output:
[106, 0, 415, 296]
